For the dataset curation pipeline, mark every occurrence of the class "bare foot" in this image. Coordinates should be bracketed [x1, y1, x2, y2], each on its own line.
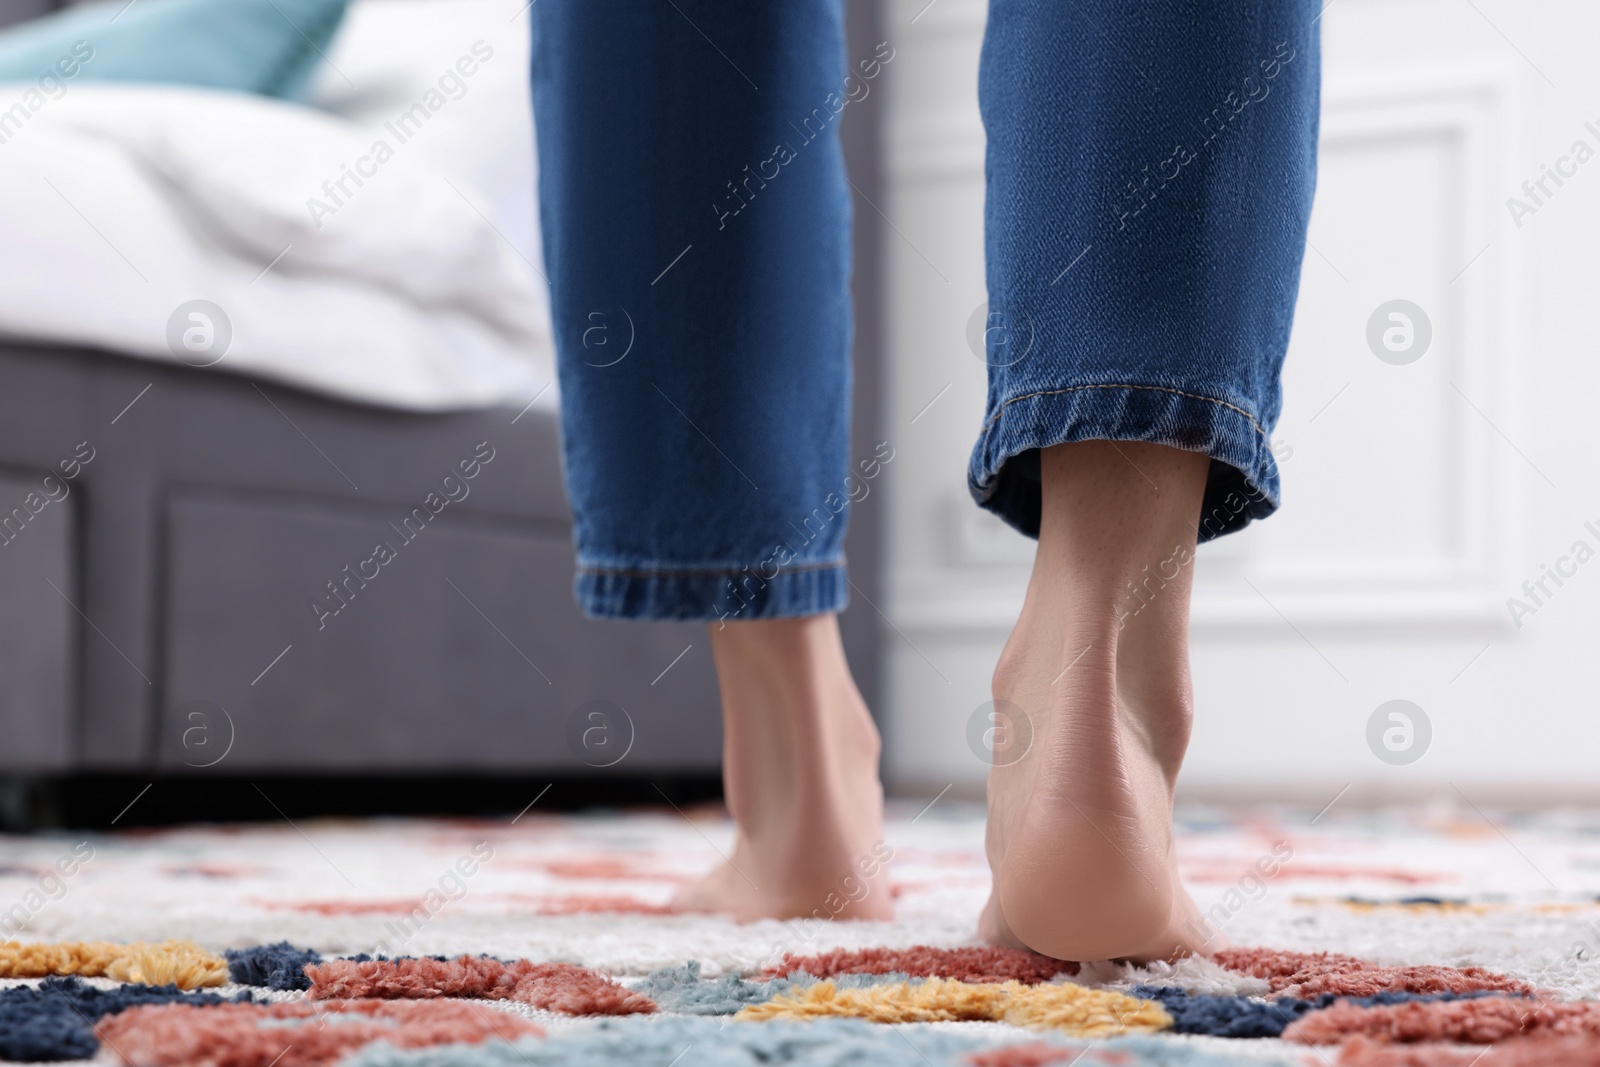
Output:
[671, 615, 893, 923]
[980, 441, 1213, 962]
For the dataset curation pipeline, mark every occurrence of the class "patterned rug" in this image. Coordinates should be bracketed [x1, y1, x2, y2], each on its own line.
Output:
[4, 801, 1600, 1065]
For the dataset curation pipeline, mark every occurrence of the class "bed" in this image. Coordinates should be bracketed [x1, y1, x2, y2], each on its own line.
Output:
[0, 0, 749, 799]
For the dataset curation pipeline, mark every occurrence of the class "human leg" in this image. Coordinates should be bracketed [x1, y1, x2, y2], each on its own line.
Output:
[971, 0, 1320, 959]
[979, 441, 1210, 960]
[673, 616, 891, 921]
[529, 1, 890, 920]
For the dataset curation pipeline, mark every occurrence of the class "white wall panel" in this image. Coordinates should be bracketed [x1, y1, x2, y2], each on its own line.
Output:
[877, 0, 1600, 799]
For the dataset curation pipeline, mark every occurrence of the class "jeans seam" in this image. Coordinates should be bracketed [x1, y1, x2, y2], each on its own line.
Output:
[577, 558, 846, 580]
[981, 382, 1271, 443]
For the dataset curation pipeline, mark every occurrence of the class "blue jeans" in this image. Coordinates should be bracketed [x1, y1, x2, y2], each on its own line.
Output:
[531, 1, 1319, 622]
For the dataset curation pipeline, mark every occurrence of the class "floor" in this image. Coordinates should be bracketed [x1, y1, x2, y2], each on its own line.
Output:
[3, 801, 1599, 1064]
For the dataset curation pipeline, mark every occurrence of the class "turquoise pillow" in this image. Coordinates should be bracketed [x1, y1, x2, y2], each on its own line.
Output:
[0, 0, 348, 100]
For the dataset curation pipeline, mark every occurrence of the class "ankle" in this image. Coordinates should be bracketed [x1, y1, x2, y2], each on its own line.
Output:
[709, 614, 884, 835]
[994, 569, 1194, 777]
[673, 614, 892, 922]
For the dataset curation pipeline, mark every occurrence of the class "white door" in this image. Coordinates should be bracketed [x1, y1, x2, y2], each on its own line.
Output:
[879, 0, 1600, 802]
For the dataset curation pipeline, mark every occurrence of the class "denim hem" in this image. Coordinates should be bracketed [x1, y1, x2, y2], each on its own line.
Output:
[968, 381, 1280, 543]
[574, 558, 849, 621]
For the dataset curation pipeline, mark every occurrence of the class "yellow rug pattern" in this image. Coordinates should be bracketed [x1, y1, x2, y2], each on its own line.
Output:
[0, 939, 229, 989]
[738, 977, 1172, 1036]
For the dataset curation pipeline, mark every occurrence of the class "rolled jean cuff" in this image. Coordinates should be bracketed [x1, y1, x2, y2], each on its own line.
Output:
[574, 558, 849, 622]
[968, 380, 1280, 543]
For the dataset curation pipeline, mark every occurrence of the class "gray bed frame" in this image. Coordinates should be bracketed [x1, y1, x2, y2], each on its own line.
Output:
[0, 334, 885, 784]
[0, 1, 888, 800]
[0, 340, 733, 776]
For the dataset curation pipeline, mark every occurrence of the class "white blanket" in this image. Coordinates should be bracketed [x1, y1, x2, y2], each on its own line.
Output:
[0, 80, 554, 411]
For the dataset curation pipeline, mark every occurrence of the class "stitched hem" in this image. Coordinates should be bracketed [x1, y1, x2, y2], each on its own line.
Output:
[982, 382, 1272, 442]
[968, 380, 1279, 542]
[577, 558, 844, 581]
[575, 559, 848, 621]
